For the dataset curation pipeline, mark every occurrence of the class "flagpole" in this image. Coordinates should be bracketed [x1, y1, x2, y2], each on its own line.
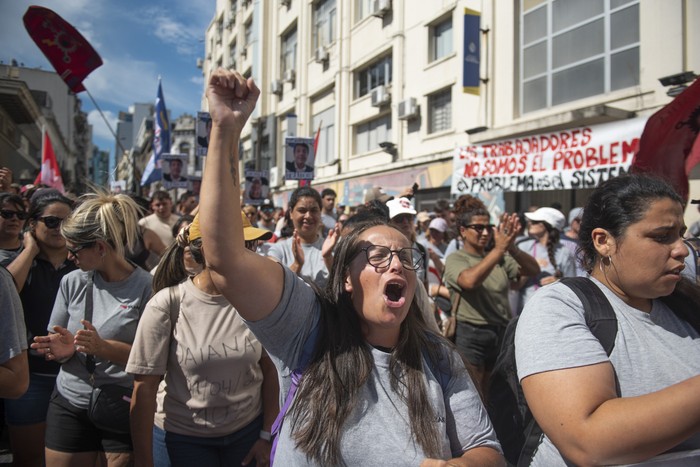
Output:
[84, 88, 128, 156]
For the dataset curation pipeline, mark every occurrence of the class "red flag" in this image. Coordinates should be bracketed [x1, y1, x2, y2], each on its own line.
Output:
[631, 78, 700, 202]
[313, 121, 323, 155]
[298, 124, 323, 188]
[34, 131, 65, 193]
[23, 6, 103, 93]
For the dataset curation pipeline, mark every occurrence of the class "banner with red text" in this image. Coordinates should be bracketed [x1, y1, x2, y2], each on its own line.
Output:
[451, 118, 647, 194]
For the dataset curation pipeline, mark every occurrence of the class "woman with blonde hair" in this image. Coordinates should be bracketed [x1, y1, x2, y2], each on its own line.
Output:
[128, 212, 278, 467]
[31, 190, 153, 467]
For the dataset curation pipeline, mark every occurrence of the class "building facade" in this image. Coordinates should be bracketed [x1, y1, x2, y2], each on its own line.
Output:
[199, 0, 699, 224]
[0, 63, 91, 192]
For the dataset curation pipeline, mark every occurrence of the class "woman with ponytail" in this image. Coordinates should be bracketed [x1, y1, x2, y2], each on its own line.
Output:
[31, 190, 153, 467]
[515, 207, 576, 310]
[128, 213, 278, 467]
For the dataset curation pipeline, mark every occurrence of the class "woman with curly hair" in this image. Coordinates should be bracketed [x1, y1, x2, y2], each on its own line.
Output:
[197, 69, 504, 466]
[32, 190, 152, 467]
[443, 195, 539, 396]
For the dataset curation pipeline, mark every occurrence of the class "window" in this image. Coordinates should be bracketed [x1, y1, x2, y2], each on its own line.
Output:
[520, 0, 639, 113]
[244, 20, 252, 47]
[355, 55, 392, 98]
[428, 88, 452, 133]
[429, 17, 453, 62]
[217, 18, 224, 43]
[314, 0, 336, 49]
[355, 115, 392, 154]
[229, 42, 237, 69]
[312, 106, 335, 165]
[281, 27, 297, 75]
[355, 0, 373, 23]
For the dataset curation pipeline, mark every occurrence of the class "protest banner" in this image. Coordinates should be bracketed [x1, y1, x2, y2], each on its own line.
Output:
[451, 118, 646, 194]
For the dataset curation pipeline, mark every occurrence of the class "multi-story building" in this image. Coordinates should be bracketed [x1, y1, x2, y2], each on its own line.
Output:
[0, 62, 91, 192]
[199, 0, 699, 226]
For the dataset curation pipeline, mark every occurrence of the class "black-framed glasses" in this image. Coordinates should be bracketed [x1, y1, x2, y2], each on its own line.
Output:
[38, 216, 64, 229]
[0, 209, 28, 220]
[360, 245, 423, 270]
[66, 242, 96, 256]
[465, 224, 494, 234]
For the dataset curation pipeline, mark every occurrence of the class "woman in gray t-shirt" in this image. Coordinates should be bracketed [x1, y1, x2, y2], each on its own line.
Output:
[32, 191, 153, 467]
[516, 174, 700, 466]
[197, 69, 504, 467]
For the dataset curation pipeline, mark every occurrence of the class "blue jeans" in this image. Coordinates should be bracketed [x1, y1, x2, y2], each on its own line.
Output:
[152, 414, 262, 467]
[5, 373, 56, 425]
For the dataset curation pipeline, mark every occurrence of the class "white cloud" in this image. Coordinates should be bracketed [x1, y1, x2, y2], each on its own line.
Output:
[87, 109, 117, 141]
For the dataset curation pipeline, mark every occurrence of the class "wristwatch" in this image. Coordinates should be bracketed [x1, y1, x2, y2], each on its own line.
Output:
[259, 430, 272, 442]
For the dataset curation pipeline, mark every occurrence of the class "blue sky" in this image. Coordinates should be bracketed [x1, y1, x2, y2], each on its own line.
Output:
[1, 0, 215, 159]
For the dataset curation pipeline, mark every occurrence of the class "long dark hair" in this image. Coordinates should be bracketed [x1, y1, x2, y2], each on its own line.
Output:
[579, 174, 700, 309]
[289, 219, 451, 465]
[578, 174, 683, 273]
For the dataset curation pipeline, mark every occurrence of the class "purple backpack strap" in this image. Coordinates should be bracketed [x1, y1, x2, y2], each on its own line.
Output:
[269, 324, 319, 466]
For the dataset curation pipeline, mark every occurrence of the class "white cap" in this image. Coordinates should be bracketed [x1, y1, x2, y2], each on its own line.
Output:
[386, 197, 417, 219]
[428, 217, 448, 232]
[525, 207, 566, 231]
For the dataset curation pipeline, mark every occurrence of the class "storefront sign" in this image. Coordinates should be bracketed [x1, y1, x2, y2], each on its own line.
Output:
[451, 118, 646, 194]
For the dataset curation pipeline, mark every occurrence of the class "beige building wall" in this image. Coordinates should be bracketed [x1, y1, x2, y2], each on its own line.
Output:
[200, 0, 698, 216]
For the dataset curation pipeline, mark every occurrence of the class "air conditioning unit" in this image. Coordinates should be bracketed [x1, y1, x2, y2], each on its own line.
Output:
[371, 85, 390, 107]
[398, 97, 419, 120]
[283, 69, 296, 83]
[371, 0, 391, 17]
[241, 47, 248, 59]
[314, 47, 329, 64]
[196, 58, 203, 69]
[270, 79, 283, 95]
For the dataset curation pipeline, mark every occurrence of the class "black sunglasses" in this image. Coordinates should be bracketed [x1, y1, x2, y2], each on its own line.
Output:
[0, 209, 28, 220]
[38, 216, 64, 229]
[66, 242, 96, 256]
[465, 223, 494, 234]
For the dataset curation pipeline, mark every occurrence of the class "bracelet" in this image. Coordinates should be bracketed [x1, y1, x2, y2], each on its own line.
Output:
[259, 430, 272, 442]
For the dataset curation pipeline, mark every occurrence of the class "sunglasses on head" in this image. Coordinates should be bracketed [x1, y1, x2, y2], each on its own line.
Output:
[465, 223, 494, 234]
[0, 209, 28, 220]
[37, 216, 64, 229]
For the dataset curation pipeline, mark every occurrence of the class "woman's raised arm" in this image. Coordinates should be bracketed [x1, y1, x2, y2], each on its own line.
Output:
[200, 69, 285, 321]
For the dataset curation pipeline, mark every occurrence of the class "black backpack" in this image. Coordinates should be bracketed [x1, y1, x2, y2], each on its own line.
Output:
[487, 277, 700, 466]
[487, 277, 617, 466]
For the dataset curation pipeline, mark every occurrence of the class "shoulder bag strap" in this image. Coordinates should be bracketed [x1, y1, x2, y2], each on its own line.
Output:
[84, 273, 96, 383]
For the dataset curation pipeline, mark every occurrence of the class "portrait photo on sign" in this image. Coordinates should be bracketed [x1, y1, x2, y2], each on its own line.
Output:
[284, 136, 315, 180]
[244, 170, 270, 205]
[161, 154, 189, 189]
[196, 111, 212, 156]
[189, 176, 202, 196]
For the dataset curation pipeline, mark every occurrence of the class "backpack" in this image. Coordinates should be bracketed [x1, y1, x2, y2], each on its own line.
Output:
[488, 277, 700, 466]
[487, 277, 618, 466]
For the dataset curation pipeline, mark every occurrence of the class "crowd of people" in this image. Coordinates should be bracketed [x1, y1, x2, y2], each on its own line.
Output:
[0, 68, 699, 466]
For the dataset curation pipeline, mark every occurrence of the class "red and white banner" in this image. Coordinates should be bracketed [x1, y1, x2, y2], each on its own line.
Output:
[34, 130, 65, 192]
[451, 118, 647, 194]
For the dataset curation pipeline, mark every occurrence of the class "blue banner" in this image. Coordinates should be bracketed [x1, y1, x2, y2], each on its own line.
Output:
[141, 79, 171, 186]
[463, 8, 481, 95]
